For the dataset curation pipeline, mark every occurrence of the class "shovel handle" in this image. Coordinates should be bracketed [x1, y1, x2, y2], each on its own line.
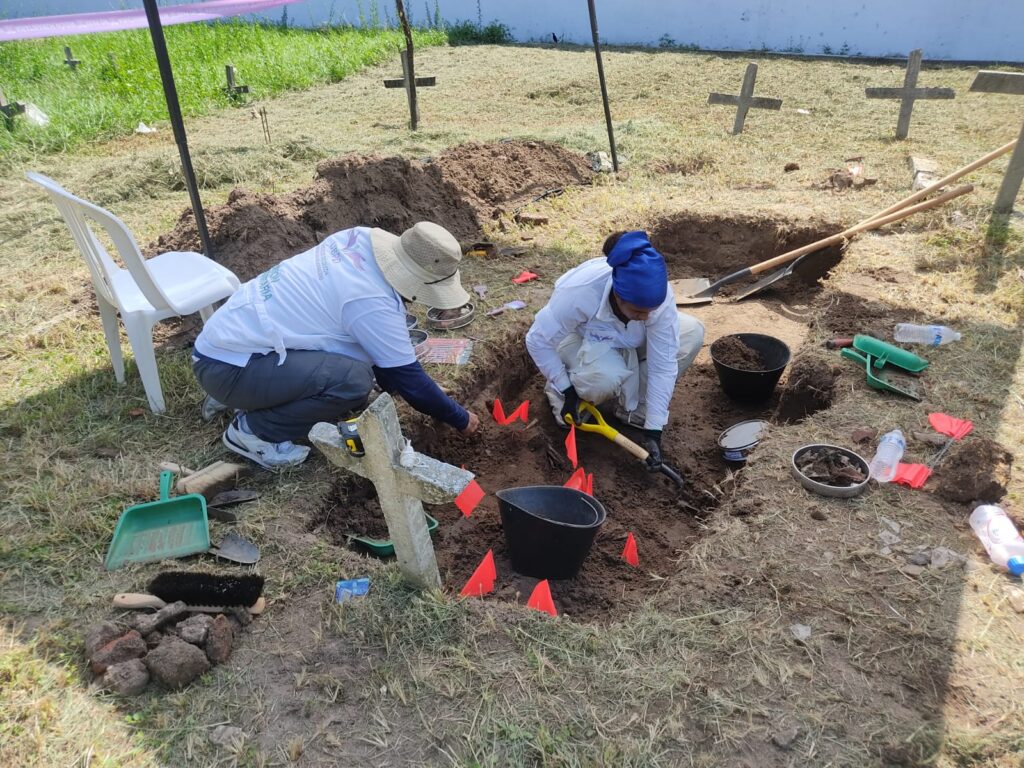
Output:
[825, 337, 855, 349]
[612, 432, 650, 461]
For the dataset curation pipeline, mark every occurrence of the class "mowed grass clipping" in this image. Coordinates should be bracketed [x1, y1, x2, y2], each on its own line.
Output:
[0, 21, 446, 159]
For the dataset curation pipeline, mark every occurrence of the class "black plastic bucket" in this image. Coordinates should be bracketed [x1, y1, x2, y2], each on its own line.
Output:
[710, 333, 791, 403]
[496, 486, 607, 579]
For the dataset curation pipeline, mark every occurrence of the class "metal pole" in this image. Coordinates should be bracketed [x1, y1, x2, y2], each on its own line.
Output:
[142, 0, 214, 259]
[586, 0, 618, 172]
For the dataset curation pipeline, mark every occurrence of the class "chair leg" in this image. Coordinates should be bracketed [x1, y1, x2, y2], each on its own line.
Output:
[123, 313, 166, 414]
[98, 298, 126, 383]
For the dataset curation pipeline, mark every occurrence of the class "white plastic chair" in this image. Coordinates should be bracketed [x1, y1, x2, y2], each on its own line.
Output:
[27, 172, 240, 414]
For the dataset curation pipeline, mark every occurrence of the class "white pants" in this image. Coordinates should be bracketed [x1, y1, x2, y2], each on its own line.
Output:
[545, 312, 705, 426]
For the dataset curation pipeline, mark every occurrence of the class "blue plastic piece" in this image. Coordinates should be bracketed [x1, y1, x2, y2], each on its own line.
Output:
[335, 577, 371, 603]
[1008, 557, 1024, 577]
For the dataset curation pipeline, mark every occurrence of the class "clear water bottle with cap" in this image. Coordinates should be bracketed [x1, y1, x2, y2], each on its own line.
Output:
[970, 505, 1024, 576]
[868, 429, 905, 483]
[893, 323, 961, 346]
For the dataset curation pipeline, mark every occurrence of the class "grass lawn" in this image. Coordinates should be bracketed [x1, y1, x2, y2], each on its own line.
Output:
[2, 40, 1024, 766]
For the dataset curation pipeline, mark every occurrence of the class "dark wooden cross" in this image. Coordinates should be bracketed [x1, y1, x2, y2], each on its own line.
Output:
[63, 46, 80, 70]
[384, 48, 435, 130]
[0, 86, 26, 127]
[708, 62, 782, 135]
[865, 49, 955, 140]
[970, 70, 1024, 215]
[224, 65, 250, 99]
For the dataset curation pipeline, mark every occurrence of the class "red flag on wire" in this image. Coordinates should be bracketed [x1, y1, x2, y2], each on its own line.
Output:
[455, 479, 485, 517]
[565, 423, 578, 468]
[459, 550, 497, 597]
[492, 398, 530, 425]
[621, 533, 639, 566]
[526, 579, 557, 616]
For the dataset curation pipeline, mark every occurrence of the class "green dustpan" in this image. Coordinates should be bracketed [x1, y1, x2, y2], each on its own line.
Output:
[840, 348, 924, 401]
[852, 335, 929, 373]
[351, 514, 439, 557]
[104, 471, 210, 570]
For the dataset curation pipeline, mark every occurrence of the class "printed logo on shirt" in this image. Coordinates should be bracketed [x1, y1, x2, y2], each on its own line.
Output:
[586, 332, 615, 342]
[258, 264, 282, 301]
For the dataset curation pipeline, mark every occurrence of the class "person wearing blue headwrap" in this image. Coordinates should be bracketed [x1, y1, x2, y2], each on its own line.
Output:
[526, 231, 705, 472]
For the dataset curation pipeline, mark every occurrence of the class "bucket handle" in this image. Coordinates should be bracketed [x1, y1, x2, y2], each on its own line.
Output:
[158, 470, 174, 501]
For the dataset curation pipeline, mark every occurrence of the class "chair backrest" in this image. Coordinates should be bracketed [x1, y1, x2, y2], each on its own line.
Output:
[25, 172, 175, 312]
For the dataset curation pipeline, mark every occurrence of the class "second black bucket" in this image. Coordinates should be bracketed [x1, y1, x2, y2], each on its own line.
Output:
[496, 486, 607, 580]
[710, 333, 791, 403]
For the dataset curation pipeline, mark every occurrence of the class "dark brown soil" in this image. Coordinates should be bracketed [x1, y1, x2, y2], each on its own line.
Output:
[311, 475, 389, 540]
[652, 212, 846, 301]
[149, 140, 592, 283]
[933, 438, 1013, 504]
[816, 290, 923, 339]
[775, 355, 840, 422]
[712, 335, 765, 370]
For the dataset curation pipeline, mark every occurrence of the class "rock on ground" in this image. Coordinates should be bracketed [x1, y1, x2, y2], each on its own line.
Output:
[134, 600, 190, 636]
[209, 724, 247, 748]
[103, 658, 150, 696]
[85, 621, 124, 658]
[145, 635, 211, 689]
[205, 614, 233, 664]
[90, 630, 147, 675]
[177, 614, 214, 645]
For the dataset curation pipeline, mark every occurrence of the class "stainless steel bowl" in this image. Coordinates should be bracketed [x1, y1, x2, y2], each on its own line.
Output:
[426, 303, 475, 330]
[791, 443, 870, 499]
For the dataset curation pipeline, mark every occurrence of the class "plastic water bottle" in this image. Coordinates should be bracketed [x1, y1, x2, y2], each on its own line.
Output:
[868, 429, 905, 483]
[893, 323, 961, 346]
[970, 505, 1024, 576]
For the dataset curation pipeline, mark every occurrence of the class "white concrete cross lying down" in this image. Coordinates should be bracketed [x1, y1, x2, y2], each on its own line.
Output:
[310, 393, 474, 590]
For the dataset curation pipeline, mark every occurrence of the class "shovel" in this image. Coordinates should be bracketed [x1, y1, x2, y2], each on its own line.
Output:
[568, 401, 685, 488]
[674, 184, 973, 305]
[840, 348, 924, 401]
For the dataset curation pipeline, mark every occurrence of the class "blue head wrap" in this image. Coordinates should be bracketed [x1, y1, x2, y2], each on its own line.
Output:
[606, 231, 668, 309]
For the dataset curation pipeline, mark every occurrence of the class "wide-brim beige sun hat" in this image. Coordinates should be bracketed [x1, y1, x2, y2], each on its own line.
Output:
[370, 222, 470, 310]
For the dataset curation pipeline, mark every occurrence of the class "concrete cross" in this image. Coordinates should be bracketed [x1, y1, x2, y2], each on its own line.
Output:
[309, 393, 473, 590]
[224, 65, 250, 100]
[865, 49, 955, 140]
[970, 70, 1024, 215]
[383, 48, 436, 130]
[708, 62, 782, 135]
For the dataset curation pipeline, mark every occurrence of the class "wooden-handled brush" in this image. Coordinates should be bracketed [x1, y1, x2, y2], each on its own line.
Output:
[113, 572, 266, 614]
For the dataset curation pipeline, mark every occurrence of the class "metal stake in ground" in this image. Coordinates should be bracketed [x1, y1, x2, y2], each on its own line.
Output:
[63, 46, 80, 70]
[865, 49, 955, 140]
[969, 70, 1024, 215]
[586, 0, 618, 171]
[708, 62, 782, 135]
[385, 0, 435, 130]
[309, 393, 474, 590]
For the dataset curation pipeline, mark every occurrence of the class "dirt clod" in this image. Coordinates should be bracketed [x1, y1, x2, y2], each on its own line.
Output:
[134, 600, 189, 636]
[784, 162, 800, 172]
[775, 356, 838, 422]
[84, 621, 123, 658]
[772, 727, 800, 749]
[146, 635, 211, 690]
[712, 336, 765, 370]
[205, 615, 234, 664]
[176, 614, 213, 645]
[934, 438, 1012, 503]
[90, 630, 147, 675]
[103, 658, 150, 697]
[852, 427, 877, 444]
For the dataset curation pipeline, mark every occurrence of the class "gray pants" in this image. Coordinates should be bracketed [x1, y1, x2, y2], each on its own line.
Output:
[193, 350, 374, 443]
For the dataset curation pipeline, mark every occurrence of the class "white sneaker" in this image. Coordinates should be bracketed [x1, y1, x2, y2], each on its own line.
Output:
[201, 394, 230, 422]
[222, 415, 310, 470]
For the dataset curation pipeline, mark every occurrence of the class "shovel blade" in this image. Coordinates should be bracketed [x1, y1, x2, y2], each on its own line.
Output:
[670, 278, 714, 305]
[208, 532, 261, 564]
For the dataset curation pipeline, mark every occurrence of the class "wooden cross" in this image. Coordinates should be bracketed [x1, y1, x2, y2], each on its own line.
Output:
[224, 65, 250, 99]
[970, 70, 1024, 215]
[309, 393, 474, 590]
[384, 48, 435, 130]
[63, 46, 80, 70]
[708, 62, 782, 135]
[865, 49, 955, 140]
[0, 86, 26, 127]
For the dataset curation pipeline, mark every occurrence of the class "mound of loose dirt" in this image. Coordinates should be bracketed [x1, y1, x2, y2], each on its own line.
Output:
[149, 141, 592, 283]
[934, 438, 1013, 504]
[816, 291, 922, 339]
[312, 474, 389, 540]
[712, 336, 765, 370]
[775, 355, 840, 422]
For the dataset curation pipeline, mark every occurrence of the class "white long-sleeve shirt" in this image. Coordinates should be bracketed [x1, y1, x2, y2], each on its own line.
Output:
[526, 258, 679, 430]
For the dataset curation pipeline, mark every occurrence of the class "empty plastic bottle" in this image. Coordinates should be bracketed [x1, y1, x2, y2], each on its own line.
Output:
[868, 429, 905, 483]
[893, 323, 961, 346]
[970, 505, 1024, 576]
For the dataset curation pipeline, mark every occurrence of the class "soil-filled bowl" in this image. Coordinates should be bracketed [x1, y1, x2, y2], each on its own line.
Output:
[791, 444, 870, 498]
[409, 329, 429, 356]
[497, 486, 607, 580]
[710, 333, 791, 403]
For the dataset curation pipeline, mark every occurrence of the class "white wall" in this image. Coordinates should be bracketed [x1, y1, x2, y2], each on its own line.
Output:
[2, 0, 1019, 62]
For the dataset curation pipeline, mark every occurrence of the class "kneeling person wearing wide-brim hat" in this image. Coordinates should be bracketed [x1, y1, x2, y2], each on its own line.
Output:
[193, 222, 480, 469]
[525, 230, 704, 470]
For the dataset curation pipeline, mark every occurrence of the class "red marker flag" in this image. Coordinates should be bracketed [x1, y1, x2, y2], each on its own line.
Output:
[565, 423, 578, 468]
[459, 550, 497, 597]
[512, 271, 539, 284]
[455, 479, 485, 517]
[492, 398, 530, 425]
[526, 579, 557, 616]
[621, 532, 639, 566]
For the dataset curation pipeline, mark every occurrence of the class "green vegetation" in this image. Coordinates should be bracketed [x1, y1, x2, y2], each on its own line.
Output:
[446, 20, 513, 46]
[0, 21, 446, 158]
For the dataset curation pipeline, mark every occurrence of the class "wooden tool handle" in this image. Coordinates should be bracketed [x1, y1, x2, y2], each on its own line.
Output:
[748, 184, 973, 276]
[864, 139, 1016, 224]
[613, 432, 650, 461]
[113, 593, 166, 609]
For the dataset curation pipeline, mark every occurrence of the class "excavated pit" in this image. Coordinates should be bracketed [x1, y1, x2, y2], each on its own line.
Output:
[314, 212, 848, 621]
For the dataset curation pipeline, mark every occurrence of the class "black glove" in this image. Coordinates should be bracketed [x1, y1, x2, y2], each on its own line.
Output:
[560, 385, 582, 426]
[643, 429, 663, 470]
